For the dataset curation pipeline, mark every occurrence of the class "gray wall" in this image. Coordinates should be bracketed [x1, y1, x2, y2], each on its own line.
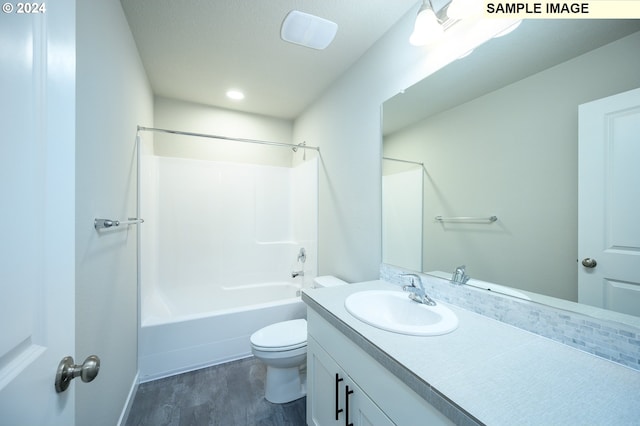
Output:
[76, 0, 153, 424]
[153, 96, 295, 167]
[293, 10, 514, 282]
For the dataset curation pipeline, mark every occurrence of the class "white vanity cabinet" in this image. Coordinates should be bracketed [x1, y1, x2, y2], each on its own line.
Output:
[306, 309, 454, 426]
[308, 336, 393, 426]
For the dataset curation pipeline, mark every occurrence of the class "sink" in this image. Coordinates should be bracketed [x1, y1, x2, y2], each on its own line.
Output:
[344, 290, 458, 336]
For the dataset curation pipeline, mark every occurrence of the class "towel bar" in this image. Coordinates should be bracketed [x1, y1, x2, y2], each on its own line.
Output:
[435, 216, 497, 223]
[94, 218, 144, 230]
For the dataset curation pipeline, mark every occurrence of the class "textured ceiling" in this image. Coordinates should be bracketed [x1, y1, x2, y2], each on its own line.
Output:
[121, 0, 419, 120]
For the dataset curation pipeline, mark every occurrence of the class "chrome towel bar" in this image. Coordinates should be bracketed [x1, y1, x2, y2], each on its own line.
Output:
[94, 218, 144, 230]
[435, 215, 497, 223]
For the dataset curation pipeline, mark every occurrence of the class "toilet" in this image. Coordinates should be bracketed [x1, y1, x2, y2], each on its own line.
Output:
[250, 275, 347, 403]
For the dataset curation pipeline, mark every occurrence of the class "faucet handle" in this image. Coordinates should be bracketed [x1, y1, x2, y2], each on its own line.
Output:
[297, 247, 306, 263]
[400, 273, 424, 289]
[400, 273, 415, 286]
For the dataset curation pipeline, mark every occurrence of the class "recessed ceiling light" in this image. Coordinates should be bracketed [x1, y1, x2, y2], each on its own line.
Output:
[281, 10, 338, 50]
[226, 90, 245, 100]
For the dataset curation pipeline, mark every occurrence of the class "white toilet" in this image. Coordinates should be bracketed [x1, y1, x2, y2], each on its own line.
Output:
[250, 275, 347, 403]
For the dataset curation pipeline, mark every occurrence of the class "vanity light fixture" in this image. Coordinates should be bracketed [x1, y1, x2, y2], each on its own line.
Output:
[457, 49, 474, 59]
[281, 10, 338, 50]
[226, 89, 245, 100]
[493, 20, 523, 38]
[409, 0, 444, 46]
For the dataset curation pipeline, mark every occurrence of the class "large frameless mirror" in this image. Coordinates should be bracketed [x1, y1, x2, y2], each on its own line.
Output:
[382, 19, 640, 322]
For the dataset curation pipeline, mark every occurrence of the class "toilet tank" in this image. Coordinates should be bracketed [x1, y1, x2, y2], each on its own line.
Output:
[312, 275, 348, 288]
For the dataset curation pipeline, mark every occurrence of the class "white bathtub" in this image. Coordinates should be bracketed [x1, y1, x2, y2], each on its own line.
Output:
[139, 282, 306, 382]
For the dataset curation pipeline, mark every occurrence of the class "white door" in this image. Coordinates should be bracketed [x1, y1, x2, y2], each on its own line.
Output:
[578, 88, 640, 316]
[0, 1, 77, 424]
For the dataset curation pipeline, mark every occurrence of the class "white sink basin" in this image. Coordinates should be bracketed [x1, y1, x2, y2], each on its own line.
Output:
[344, 290, 458, 336]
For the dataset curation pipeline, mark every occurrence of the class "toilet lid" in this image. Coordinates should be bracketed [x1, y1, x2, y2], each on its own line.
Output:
[250, 319, 307, 351]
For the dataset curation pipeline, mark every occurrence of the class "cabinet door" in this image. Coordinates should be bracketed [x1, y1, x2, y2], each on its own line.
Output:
[344, 379, 395, 426]
[308, 337, 394, 426]
[308, 336, 343, 426]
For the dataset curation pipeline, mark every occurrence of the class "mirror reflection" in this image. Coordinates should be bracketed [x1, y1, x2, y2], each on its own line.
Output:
[382, 20, 640, 317]
[382, 157, 424, 271]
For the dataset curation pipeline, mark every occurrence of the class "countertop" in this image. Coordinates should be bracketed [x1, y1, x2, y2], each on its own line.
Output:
[302, 280, 640, 425]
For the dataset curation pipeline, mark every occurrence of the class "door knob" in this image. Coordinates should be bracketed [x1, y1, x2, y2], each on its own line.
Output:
[581, 258, 597, 268]
[55, 355, 101, 393]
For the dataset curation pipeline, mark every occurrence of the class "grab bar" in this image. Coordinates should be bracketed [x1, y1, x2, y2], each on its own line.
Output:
[435, 215, 497, 223]
[94, 218, 144, 230]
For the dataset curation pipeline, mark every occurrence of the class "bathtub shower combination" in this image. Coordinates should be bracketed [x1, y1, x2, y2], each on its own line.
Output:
[138, 129, 318, 381]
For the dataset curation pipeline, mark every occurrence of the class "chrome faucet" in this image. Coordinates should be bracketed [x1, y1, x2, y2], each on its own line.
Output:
[292, 248, 306, 278]
[451, 265, 470, 285]
[400, 273, 436, 306]
[297, 247, 306, 263]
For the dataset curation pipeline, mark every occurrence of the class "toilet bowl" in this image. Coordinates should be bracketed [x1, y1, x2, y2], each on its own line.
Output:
[250, 275, 348, 403]
[250, 319, 307, 403]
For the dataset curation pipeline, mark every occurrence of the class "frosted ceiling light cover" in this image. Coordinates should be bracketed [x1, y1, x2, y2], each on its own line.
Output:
[409, 4, 444, 46]
[281, 10, 338, 50]
[493, 20, 523, 38]
[226, 90, 245, 100]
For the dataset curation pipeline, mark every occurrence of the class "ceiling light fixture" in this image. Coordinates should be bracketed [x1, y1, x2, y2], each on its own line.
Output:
[281, 10, 338, 50]
[409, 0, 444, 46]
[226, 90, 245, 100]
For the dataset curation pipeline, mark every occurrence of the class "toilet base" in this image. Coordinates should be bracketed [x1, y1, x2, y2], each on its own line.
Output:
[264, 364, 307, 404]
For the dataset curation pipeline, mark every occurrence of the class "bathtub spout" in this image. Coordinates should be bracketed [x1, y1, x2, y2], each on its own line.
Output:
[292, 270, 304, 278]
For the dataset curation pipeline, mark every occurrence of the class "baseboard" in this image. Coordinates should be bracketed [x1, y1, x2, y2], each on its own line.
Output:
[117, 371, 140, 426]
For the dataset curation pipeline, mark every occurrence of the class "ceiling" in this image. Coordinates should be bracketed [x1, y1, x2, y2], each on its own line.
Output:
[120, 0, 420, 120]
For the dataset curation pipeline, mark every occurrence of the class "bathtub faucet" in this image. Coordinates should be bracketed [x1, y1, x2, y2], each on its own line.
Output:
[297, 247, 306, 263]
[292, 270, 304, 278]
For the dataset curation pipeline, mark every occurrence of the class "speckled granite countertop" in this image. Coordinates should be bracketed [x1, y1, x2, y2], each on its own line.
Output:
[302, 280, 640, 426]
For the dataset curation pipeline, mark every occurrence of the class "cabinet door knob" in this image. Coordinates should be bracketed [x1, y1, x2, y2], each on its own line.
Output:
[345, 385, 354, 426]
[335, 374, 344, 420]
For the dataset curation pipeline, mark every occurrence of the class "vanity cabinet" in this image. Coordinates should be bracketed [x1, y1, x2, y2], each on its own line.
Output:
[308, 336, 393, 426]
[306, 309, 453, 426]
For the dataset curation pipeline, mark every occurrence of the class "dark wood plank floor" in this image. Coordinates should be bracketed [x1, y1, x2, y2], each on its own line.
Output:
[124, 357, 306, 426]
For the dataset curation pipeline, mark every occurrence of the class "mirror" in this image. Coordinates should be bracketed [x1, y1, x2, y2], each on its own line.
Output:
[382, 158, 424, 271]
[382, 20, 640, 317]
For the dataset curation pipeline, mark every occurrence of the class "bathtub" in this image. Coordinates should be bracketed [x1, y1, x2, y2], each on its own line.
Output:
[139, 282, 306, 382]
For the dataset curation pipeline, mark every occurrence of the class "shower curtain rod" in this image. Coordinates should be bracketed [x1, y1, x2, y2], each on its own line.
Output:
[137, 126, 319, 152]
[383, 156, 424, 166]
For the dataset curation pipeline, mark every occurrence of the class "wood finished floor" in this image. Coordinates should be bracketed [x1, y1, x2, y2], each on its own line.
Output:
[124, 357, 306, 426]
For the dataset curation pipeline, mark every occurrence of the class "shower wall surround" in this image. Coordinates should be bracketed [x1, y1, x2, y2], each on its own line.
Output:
[381, 264, 640, 371]
[141, 152, 318, 320]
